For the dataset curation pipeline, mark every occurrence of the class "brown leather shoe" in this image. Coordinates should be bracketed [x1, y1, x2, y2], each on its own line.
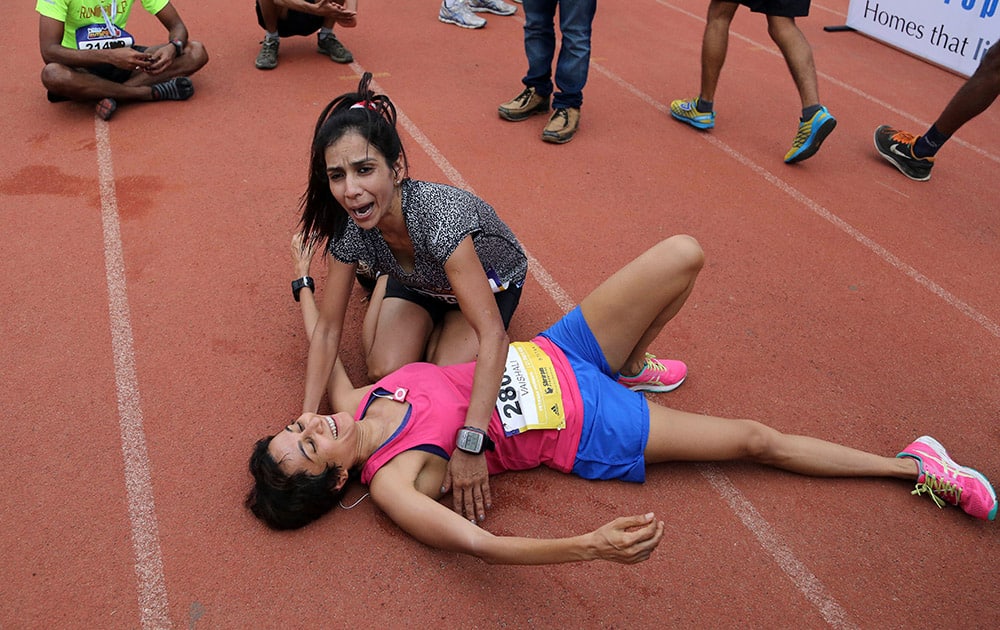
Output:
[498, 86, 550, 121]
[541, 107, 580, 144]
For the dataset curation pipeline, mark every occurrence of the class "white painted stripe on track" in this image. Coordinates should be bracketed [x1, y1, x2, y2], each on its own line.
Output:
[350, 63, 855, 627]
[655, 0, 1000, 164]
[591, 60, 1000, 339]
[700, 465, 858, 629]
[95, 117, 172, 630]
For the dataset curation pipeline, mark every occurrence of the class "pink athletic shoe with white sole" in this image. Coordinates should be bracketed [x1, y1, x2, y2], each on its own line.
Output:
[896, 435, 997, 521]
[616, 353, 687, 393]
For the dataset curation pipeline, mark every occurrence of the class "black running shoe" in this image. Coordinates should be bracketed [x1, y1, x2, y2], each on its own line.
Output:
[874, 125, 934, 182]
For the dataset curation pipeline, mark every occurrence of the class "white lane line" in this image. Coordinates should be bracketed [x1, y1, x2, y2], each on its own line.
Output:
[352, 64, 855, 626]
[592, 60, 1000, 339]
[95, 117, 171, 630]
[700, 465, 857, 629]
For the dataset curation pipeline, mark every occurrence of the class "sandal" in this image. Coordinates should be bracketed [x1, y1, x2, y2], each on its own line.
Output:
[96, 98, 117, 121]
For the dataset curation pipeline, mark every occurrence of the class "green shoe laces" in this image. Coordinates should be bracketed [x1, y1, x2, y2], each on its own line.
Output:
[912, 472, 961, 509]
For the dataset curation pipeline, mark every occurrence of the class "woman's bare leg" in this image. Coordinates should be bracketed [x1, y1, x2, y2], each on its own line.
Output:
[579, 235, 705, 375]
[644, 402, 918, 479]
[365, 298, 435, 380]
[361, 274, 388, 356]
[427, 310, 480, 366]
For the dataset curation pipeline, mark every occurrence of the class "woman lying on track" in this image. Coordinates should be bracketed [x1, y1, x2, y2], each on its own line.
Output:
[248, 236, 996, 565]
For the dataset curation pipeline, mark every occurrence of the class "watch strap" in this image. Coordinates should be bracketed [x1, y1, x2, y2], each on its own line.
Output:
[291, 276, 315, 302]
[171, 39, 184, 56]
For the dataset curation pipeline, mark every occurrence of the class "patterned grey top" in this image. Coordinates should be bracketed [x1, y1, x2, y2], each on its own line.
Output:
[330, 180, 527, 301]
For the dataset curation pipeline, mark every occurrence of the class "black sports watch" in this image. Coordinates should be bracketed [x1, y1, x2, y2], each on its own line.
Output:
[455, 427, 495, 455]
[291, 276, 315, 302]
[171, 39, 184, 56]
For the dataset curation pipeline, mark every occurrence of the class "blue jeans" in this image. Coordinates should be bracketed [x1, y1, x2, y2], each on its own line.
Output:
[521, 0, 598, 110]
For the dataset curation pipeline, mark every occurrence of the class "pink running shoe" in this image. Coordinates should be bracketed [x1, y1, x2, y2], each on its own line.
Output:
[896, 436, 997, 521]
[616, 353, 687, 393]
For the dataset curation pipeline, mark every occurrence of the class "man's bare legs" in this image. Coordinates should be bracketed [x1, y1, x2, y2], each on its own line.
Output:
[875, 42, 999, 180]
[766, 15, 819, 109]
[40, 42, 206, 103]
[934, 41, 1000, 137]
[672, 2, 836, 162]
[698, 0, 739, 104]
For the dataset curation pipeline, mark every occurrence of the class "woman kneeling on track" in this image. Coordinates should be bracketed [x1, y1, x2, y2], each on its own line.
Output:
[247, 236, 997, 566]
[292, 71, 684, 512]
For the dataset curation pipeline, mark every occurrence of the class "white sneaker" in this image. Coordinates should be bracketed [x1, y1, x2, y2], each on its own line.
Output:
[469, 0, 517, 15]
[439, 1, 487, 28]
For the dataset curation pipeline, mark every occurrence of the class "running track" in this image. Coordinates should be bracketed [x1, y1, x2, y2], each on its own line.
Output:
[2, 1, 997, 628]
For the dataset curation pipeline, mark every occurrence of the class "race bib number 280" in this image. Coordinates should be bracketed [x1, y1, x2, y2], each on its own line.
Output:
[496, 342, 565, 436]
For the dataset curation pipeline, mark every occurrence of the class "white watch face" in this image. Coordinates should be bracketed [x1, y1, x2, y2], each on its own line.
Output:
[457, 429, 483, 453]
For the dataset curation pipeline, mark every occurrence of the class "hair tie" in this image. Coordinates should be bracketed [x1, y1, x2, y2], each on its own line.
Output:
[350, 100, 378, 111]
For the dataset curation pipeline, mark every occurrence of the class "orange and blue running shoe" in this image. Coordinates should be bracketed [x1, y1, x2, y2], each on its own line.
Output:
[897, 435, 997, 521]
[617, 353, 687, 393]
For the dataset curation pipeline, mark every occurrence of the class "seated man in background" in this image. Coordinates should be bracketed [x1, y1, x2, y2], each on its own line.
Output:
[37, 0, 208, 121]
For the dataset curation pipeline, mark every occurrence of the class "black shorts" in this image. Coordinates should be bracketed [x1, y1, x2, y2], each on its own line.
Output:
[729, 0, 811, 18]
[384, 276, 523, 329]
[256, 1, 324, 37]
[47, 45, 148, 102]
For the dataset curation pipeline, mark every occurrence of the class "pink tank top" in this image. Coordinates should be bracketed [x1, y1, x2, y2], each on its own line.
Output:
[360, 336, 584, 485]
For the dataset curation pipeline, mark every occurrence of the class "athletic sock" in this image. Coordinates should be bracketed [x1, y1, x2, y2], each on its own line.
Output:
[151, 77, 194, 101]
[801, 104, 822, 121]
[265, 31, 279, 41]
[913, 124, 949, 158]
[318, 27, 333, 40]
[695, 97, 713, 113]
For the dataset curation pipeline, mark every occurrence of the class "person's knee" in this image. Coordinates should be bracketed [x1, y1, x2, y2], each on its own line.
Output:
[662, 234, 705, 274]
[40, 63, 69, 91]
[766, 15, 800, 42]
[366, 354, 403, 382]
[706, 0, 738, 24]
[742, 421, 782, 463]
[185, 41, 209, 72]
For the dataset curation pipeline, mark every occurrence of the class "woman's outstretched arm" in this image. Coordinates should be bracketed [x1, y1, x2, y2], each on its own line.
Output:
[369, 455, 665, 565]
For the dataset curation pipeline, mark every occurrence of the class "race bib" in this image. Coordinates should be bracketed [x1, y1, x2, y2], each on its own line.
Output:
[76, 24, 135, 50]
[496, 342, 565, 436]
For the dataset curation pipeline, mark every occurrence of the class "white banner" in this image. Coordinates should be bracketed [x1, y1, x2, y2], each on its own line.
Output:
[846, 0, 997, 77]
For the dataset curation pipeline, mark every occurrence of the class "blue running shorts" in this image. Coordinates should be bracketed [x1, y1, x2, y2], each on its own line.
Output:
[539, 307, 650, 483]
